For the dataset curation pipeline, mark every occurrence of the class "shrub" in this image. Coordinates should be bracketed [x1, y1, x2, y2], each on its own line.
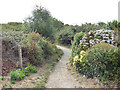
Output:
[10, 65, 37, 84]
[74, 32, 85, 46]
[22, 64, 37, 75]
[27, 64, 37, 73]
[56, 28, 74, 46]
[0, 76, 3, 81]
[10, 69, 25, 84]
[73, 50, 86, 70]
[26, 32, 59, 65]
[27, 39, 44, 65]
[81, 43, 120, 85]
[27, 32, 42, 47]
[70, 32, 85, 63]
[22, 67, 30, 76]
[72, 43, 120, 86]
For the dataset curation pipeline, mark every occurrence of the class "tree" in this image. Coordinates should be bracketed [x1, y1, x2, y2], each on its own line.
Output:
[53, 18, 64, 31]
[56, 26, 74, 46]
[24, 6, 55, 39]
[107, 20, 118, 30]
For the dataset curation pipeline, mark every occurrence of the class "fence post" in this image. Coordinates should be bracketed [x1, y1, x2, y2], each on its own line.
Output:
[18, 45, 22, 68]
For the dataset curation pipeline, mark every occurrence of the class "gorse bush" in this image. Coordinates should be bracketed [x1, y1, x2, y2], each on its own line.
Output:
[27, 32, 42, 46]
[2, 31, 63, 65]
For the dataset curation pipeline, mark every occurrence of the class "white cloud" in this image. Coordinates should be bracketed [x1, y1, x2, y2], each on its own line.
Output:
[0, 0, 119, 25]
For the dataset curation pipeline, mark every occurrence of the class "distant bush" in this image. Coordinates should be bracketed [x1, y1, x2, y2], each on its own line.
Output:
[24, 6, 55, 39]
[8, 22, 22, 26]
[56, 29, 74, 46]
[74, 32, 85, 46]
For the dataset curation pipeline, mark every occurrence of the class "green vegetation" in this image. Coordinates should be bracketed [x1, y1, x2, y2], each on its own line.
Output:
[24, 6, 57, 40]
[71, 29, 120, 87]
[84, 43, 120, 81]
[2, 22, 23, 32]
[1, 6, 64, 88]
[1, 4, 120, 88]
[56, 27, 74, 46]
[10, 65, 37, 84]
[71, 32, 85, 61]
[10, 69, 25, 84]
[55, 20, 119, 46]
[0, 76, 3, 81]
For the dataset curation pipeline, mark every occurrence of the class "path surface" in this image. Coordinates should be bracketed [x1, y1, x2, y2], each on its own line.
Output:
[45, 45, 79, 88]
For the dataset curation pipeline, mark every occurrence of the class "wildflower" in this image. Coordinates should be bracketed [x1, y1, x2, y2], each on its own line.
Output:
[79, 50, 86, 62]
[74, 56, 79, 62]
[80, 50, 86, 55]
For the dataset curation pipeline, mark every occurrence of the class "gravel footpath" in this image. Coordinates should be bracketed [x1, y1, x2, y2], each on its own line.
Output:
[45, 45, 79, 88]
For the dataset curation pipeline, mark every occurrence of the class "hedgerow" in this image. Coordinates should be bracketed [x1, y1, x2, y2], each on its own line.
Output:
[71, 30, 120, 87]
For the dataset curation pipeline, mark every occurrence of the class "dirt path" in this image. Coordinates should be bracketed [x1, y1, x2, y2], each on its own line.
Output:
[45, 45, 79, 88]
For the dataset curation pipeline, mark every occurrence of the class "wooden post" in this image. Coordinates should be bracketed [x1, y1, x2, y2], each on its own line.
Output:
[18, 45, 22, 68]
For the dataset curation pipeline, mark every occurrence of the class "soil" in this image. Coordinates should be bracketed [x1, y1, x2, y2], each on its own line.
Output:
[1, 37, 28, 76]
[0, 54, 60, 89]
[66, 61, 104, 88]
[2, 60, 16, 76]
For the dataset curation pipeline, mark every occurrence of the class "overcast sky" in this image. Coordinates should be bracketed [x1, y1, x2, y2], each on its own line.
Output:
[0, 0, 119, 25]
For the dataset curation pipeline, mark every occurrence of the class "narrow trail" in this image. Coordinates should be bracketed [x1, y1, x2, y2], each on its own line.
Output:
[45, 45, 79, 88]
